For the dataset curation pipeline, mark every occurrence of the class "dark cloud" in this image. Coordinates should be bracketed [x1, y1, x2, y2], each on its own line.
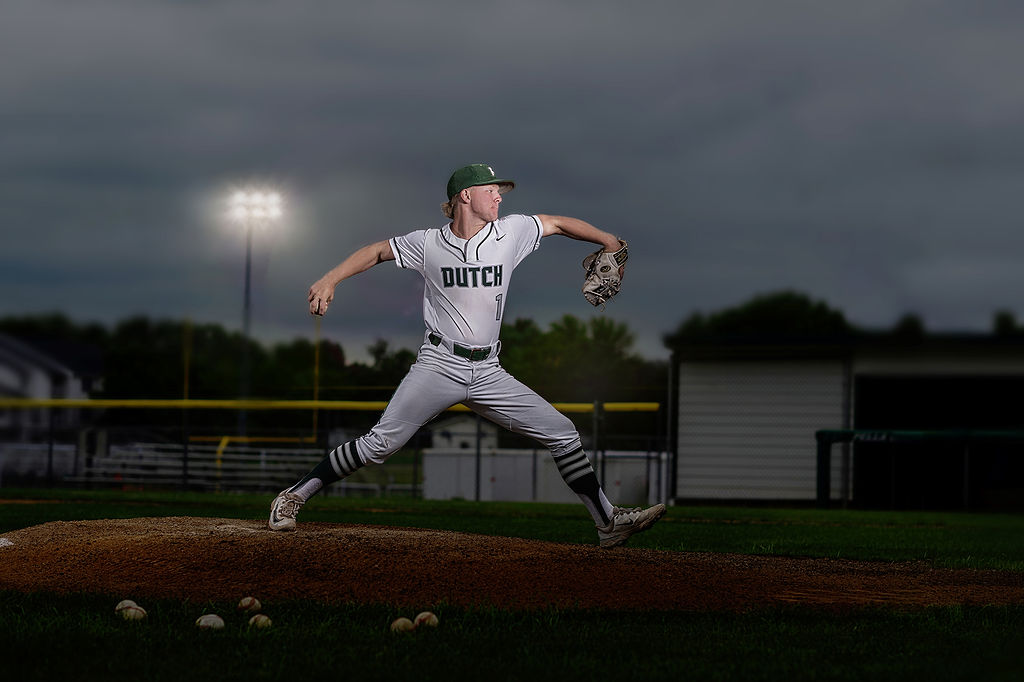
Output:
[2, 1, 1023, 360]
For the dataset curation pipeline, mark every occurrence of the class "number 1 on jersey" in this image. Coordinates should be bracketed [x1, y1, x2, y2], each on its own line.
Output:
[495, 294, 503, 321]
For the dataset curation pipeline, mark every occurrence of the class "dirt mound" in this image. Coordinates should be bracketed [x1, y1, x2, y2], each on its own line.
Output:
[1, 517, 1022, 610]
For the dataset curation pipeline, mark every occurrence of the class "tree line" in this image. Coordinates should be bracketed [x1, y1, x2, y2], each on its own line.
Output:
[2, 312, 668, 442]
[14, 290, 1010, 443]
[8, 291, 1020, 410]
[663, 290, 1024, 349]
[0, 312, 667, 405]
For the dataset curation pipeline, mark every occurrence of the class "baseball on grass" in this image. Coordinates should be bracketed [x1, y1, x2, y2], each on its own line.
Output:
[195, 614, 225, 630]
[248, 614, 272, 629]
[390, 617, 415, 633]
[115, 600, 147, 621]
[114, 599, 137, 613]
[237, 596, 262, 613]
[414, 611, 439, 628]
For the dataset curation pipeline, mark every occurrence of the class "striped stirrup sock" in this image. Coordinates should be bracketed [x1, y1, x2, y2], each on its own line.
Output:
[552, 448, 612, 526]
[288, 440, 366, 501]
[552, 447, 595, 485]
[328, 440, 366, 479]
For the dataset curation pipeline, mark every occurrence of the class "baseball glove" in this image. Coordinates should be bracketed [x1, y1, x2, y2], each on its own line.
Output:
[581, 239, 628, 307]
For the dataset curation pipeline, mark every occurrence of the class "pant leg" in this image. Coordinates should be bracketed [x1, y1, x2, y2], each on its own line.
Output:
[466, 360, 611, 525]
[355, 344, 468, 464]
[464, 361, 582, 456]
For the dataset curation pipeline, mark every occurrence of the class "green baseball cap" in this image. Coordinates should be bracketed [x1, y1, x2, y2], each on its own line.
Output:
[446, 164, 515, 200]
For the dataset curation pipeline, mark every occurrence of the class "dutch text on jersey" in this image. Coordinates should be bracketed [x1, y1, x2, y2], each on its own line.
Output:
[440, 264, 504, 288]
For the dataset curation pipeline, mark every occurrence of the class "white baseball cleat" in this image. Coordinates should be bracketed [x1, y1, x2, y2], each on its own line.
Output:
[268, 489, 304, 531]
[597, 503, 666, 548]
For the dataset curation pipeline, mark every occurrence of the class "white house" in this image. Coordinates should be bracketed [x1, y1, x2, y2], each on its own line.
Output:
[428, 414, 499, 450]
[0, 333, 93, 437]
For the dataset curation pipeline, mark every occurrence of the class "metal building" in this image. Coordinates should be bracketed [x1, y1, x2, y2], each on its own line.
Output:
[670, 333, 1024, 510]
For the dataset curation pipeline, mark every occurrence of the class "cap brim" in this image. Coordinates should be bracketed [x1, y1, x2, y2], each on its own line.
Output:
[468, 179, 514, 193]
[449, 178, 516, 200]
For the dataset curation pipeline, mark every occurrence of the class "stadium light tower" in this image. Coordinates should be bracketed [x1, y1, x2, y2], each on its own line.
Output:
[228, 189, 283, 434]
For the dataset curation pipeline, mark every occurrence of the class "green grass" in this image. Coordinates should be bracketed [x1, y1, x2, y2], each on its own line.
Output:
[0, 593, 1021, 682]
[2, 489, 1023, 681]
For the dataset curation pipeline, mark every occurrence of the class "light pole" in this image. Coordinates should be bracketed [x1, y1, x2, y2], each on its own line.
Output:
[228, 189, 283, 436]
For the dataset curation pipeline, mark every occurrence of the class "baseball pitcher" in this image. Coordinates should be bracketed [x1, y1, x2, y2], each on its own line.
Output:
[269, 164, 663, 548]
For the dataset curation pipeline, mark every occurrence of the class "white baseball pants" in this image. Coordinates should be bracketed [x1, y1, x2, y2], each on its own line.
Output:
[354, 339, 583, 463]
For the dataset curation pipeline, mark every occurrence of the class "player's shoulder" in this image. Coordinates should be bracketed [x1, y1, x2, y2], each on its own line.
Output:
[393, 227, 433, 244]
[494, 213, 542, 234]
[495, 213, 537, 226]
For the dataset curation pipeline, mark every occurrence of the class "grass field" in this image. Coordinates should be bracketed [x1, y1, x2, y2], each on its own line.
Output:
[1, 488, 1022, 681]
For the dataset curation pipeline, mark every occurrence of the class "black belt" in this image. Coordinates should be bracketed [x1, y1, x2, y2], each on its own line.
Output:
[428, 333, 493, 361]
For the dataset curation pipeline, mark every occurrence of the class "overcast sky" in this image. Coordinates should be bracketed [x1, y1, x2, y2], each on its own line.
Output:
[2, 0, 1022, 362]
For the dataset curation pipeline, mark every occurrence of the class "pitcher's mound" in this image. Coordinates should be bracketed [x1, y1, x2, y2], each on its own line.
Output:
[1, 517, 1021, 610]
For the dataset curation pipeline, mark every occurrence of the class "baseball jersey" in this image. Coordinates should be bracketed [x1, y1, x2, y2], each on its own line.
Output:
[389, 214, 543, 347]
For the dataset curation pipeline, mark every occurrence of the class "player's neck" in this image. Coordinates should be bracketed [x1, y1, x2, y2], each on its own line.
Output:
[450, 213, 490, 241]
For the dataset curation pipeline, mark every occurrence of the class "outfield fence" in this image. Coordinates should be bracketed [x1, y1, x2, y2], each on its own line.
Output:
[0, 398, 668, 505]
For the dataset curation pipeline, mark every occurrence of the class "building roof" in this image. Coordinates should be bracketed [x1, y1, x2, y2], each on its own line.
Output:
[669, 330, 1024, 361]
[0, 332, 79, 376]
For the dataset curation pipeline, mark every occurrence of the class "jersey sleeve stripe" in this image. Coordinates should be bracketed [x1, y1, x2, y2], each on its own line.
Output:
[390, 237, 407, 268]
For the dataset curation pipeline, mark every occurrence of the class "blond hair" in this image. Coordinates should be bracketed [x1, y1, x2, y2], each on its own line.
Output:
[440, 183, 510, 218]
[440, 187, 468, 219]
